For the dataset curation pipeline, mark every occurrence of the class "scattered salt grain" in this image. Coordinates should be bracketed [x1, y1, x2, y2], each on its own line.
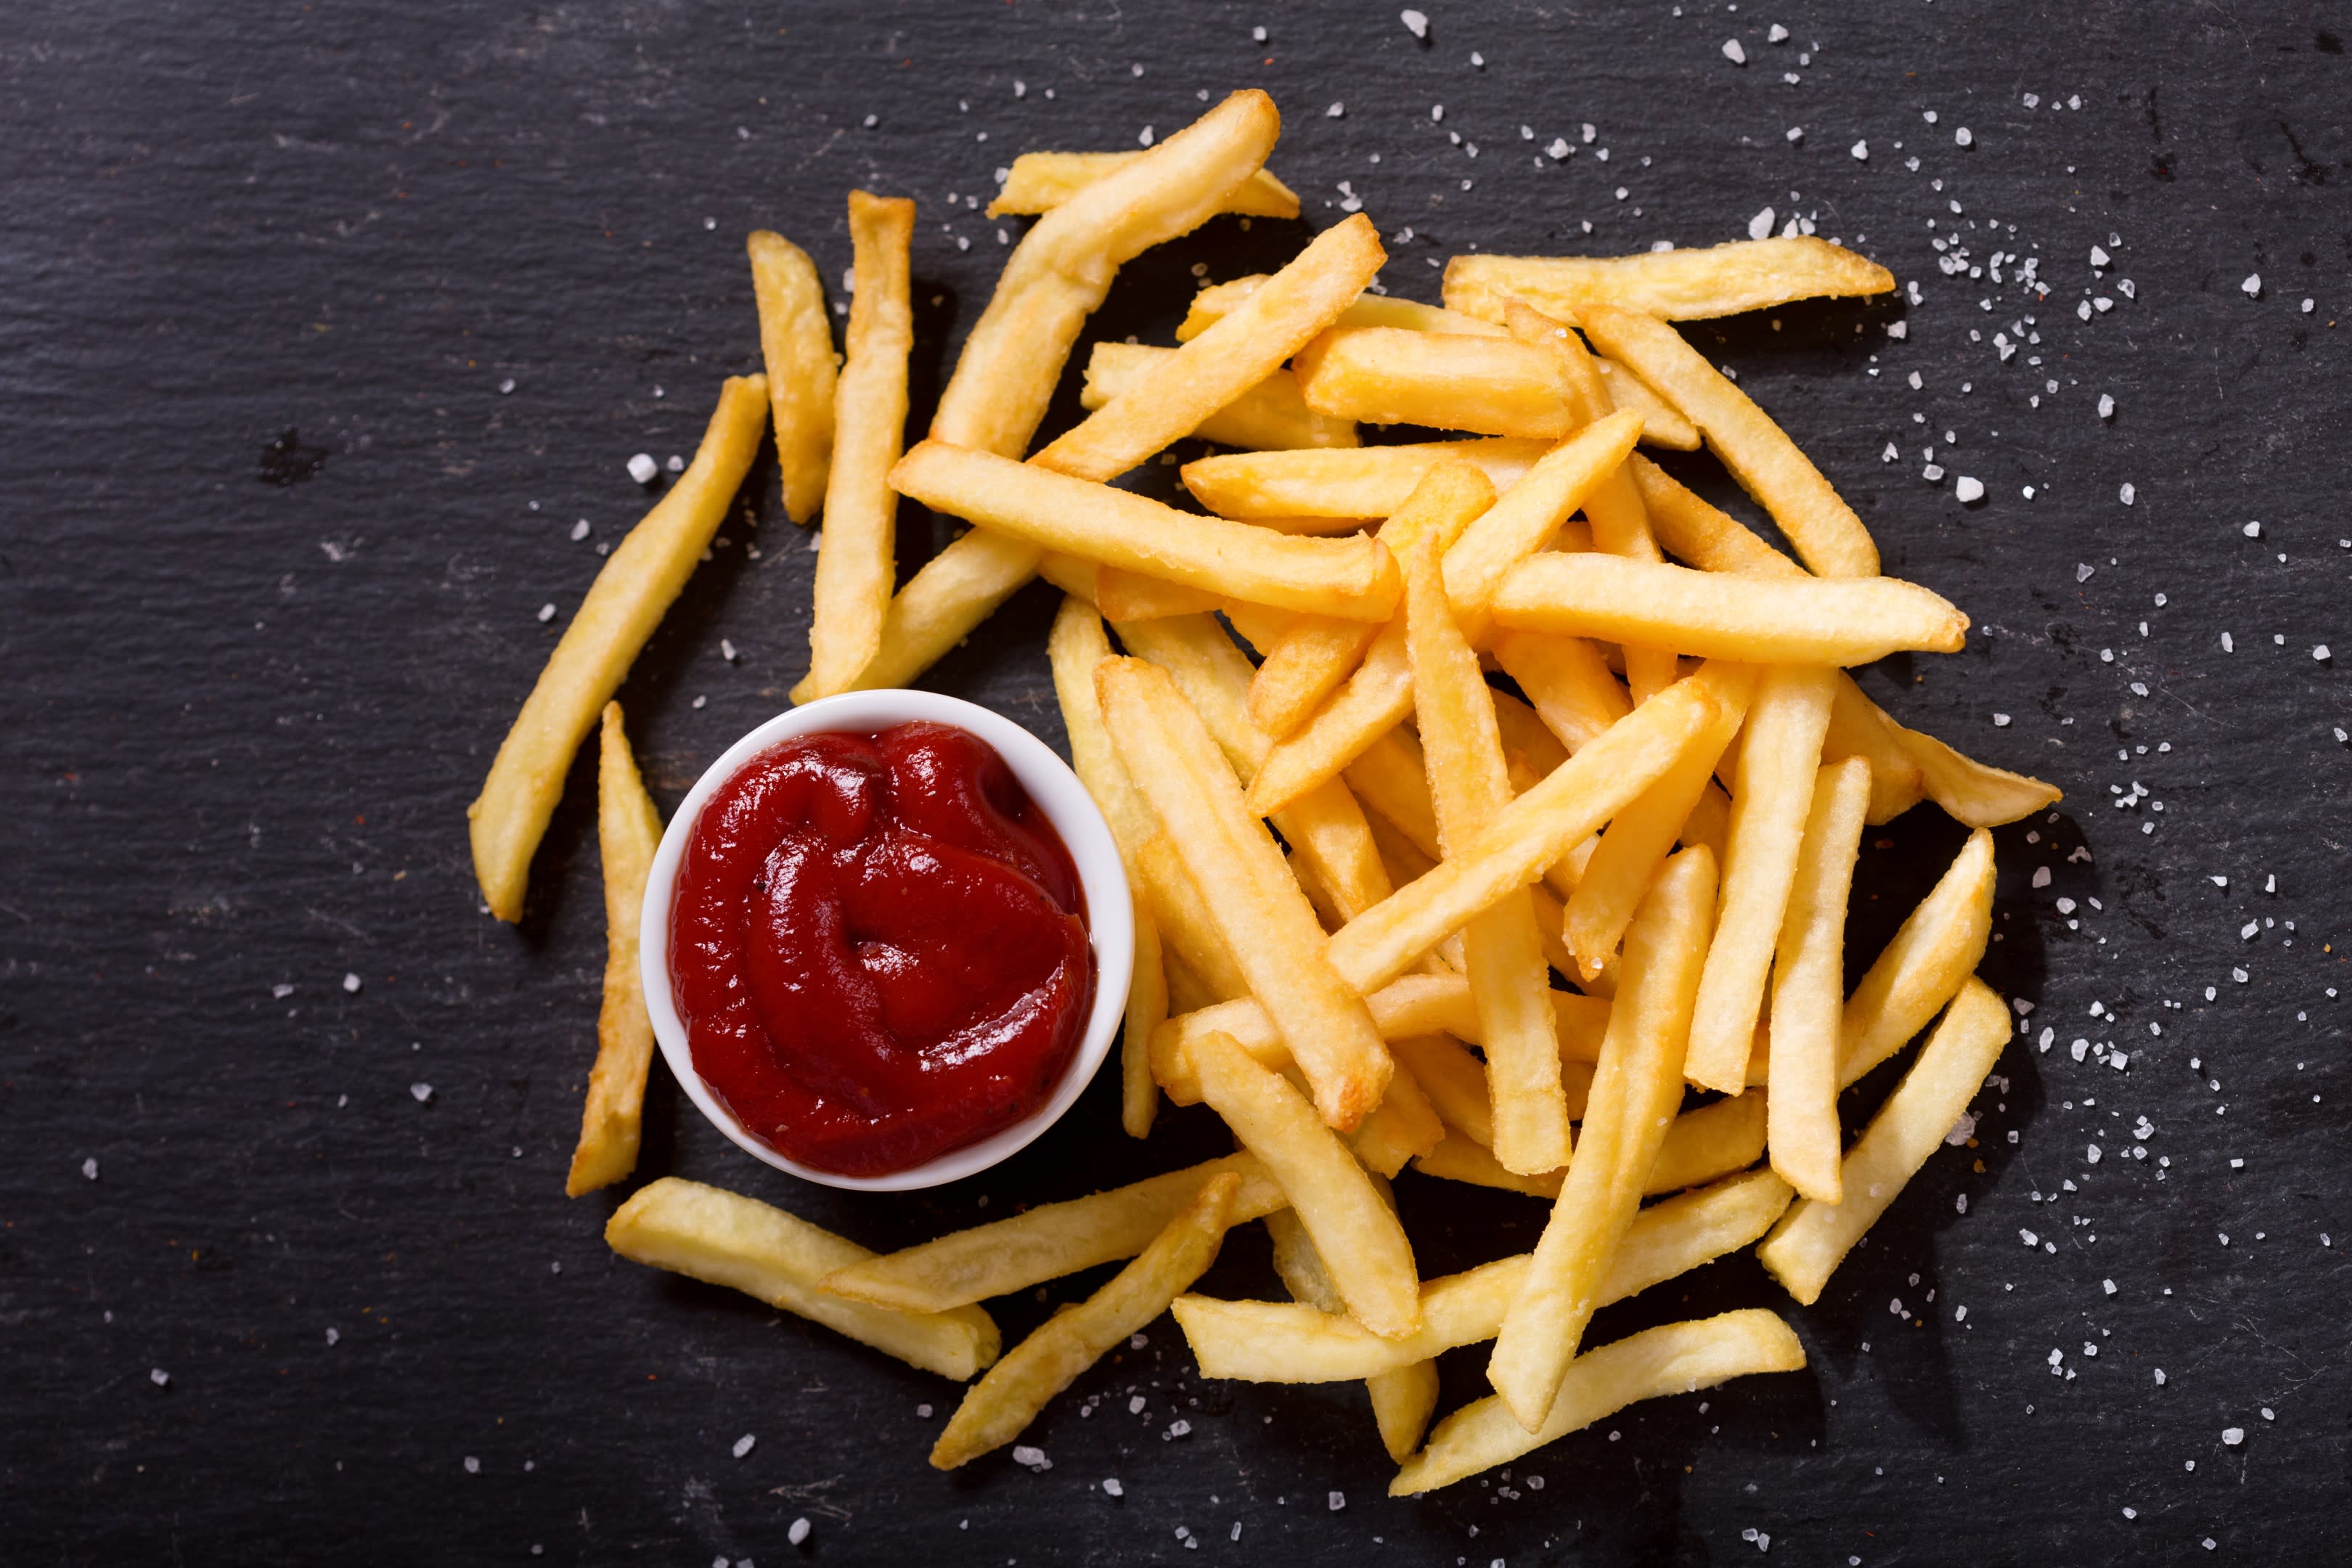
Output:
[732, 1433, 756, 1458]
[2118, 483, 2136, 505]
[1328, 1491, 1347, 1511]
[81, 1157, 97, 1181]
[2221, 1427, 2244, 1445]
[626, 452, 658, 484]
[1723, 39, 1747, 65]
[788, 1519, 811, 1545]
[1011, 1445, 1051, 1471]
[1103, 1479, 1124, 1497]
[1956, 475, 1985, 504]
[1851, 140, 1869, 160]
[150, 1368, 170, 1387]
[536, 603, 557, 624]
[410, 1083, 433, 1103]
[1400, 9, 1429, 39]
[2241, 273, 2261, 298]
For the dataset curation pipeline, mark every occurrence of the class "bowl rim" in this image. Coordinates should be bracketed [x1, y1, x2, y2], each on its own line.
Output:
[637, 689, 1134, 1193]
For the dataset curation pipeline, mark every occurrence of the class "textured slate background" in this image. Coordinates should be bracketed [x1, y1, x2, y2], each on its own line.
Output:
[5, 1, 2350, 1561]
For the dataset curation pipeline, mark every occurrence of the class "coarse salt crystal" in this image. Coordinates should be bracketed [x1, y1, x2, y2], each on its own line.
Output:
[2222, 1427, 2244, 1445]
[1400, 9, 1428, 38]
[2241, 273, 2261, 298]
[1851, 140, 1869, 160]
[410, 1082, 433, 1103]
[1011, 1445, 1051, 1470]
[1328, 1491, 1347, 1511]
[1956, 475, 1985, 503]
[536, 603, 557, 623]
[1103, 1479, 1124, 1497]
[732, 1434, 756, 1458]
[626, 452, 658, 484]
[1748, 207, 1777, 241]
[788, 1518, 811, 1545]
[1723, 39, 1747, 65]
[2118, 483, 2136, 505]
[81, 1157, 98, 1180]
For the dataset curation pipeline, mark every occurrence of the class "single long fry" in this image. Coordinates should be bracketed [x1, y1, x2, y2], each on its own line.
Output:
[1100, 658, 1393, 1127]
[1250, 614, 1382, 738]
[608, 1178, 1000, 1381]
[1397, 1310, 1806, 1494]
[1892, 724, 2065, 827]
[989, 151, 1299, 219]
[1491, 630, 1632, 754]
[467, 375, 767, 920]
[1443, 411, 1645, 634]
[1371, 1358, 1442, 1463]
[1079, 342, 1357, 452]
[1347, 1060, 1447, 1178]
[1492, 555, 1967, 665]
[1490, 846, 1715, 1430]
[566, 705, 663, 1196]
[932, 1172, 1239, 1469]
[1683, 665, 1838, 1092]
[1824, 676, 1930, 824]
[746, 233, 836, 523]
[794, 192, 914, 701]
[1296, 326, 1577, 437]
[1413, 1087, 1755, 1199]
[1758, 977, 2010, 1304]
[1578, 303, 1878, 578]
[1490, 687, 1570, 776]
[1390, 1034, 1496, 1145]
[1444, 236, 1895, 323]
[1181, 275, 1508, 340]
[1768, 758, 1873, 1202]
[1181, 438, 1549, 519]
[1175, 1169, 1793, 1384]
[1189, 1030, 1421, 1337]
[1597, 358, 1702, 449]
[1135, 833, 1250, 1000]
[1840, 828, 1996, 1087]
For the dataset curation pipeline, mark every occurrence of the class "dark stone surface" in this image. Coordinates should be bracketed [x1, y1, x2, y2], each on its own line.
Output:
[4, 2, 2348, 1561]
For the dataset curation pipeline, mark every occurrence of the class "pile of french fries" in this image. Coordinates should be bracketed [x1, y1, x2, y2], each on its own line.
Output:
[470, 88, 2057, 1493]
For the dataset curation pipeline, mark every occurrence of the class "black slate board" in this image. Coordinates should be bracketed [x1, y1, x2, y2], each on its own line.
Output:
[6, 2, 2351, 1561]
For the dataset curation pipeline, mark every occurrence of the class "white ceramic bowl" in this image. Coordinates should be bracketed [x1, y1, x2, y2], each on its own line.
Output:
[639, 690, 1133, 1193]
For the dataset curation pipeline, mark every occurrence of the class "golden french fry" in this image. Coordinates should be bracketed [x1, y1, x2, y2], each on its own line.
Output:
[1444, 235, 1895, 323]
[1180, 274, 1508, 341]
[932, 1172, 1241, 1469]
[1442, 412, 1646, 637]
[1758, 977, 2010, 1304]
[1490, 687, 1570, 778]
[791, 193, 915, 701]
[1347, 1060, 1447, 1179]
[1841, 828, 1996, 1087]
[1249, 614, 1383, 738]
[1189, 1030, 1421, 1337]
[1683, 666, 1838, 1092]
[1579, 303, 1879, 578]
[1134, 833, 1250, 1000]
[1767, 758, 1873, 1202]
[609, 1178, 999, 1380]
[468, 377, 767, 920]
[1489, 846, 1715, 1430]
[566, 705, 663, 1196]
[1296, 327, 1576, 437]
[1038, 214, 1384, 480]
[1397, 1309, 1806, 1494]
[1265, 1205, 1345, 1312]
[1122, 894, 1171, 1138]
[1626, 452, 1798, 574]
[1090, 565, 1226, 622]
[1493, 555, 1967, 664]
[1371, 1357, 1442, 1463]
[1267, 1189, 1434, 1460]
[1391, 1034, 1495, 1144]
[1490, 629, 1633, 756]
[746, 232, 836, 523]
[1824, 675, 1930, 825]
[1892, 724, 2065, 827]
[1079, 341, 1357, 452]
[989, 151, 1299, 219]
[1181, 437, 1548, 519]
[1597, 358, 1702, 449]
[1646, 1091, 1768, 1193]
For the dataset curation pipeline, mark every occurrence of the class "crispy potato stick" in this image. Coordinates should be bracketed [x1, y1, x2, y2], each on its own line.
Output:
[825, 1154, 1286, 1313]
[1490, 846, 1716, 1430]
[932, 1172, 1240, 1469]
[1596, 359, 1702, 449]
[1296, 327, 1577, 437]
[1840, 828, 1996, 1087]
[1391, 1034, 1496, 1146]
[565, 706, 664, 1196]
[1177, 1169, 1792, 1387]
[989, 151, 1299, 218]
[608, 1178, 999, 1380]
[792, 193, 914, 701]
[1824, 677, 1930, 825]
[1490, 630, 1633, 754]
[1399, 1309, 1805, 1493]
[1189, 1030, 1422, 1336]
[1100, 658, 1394, 1127]
[1180, 274, 1508, 340]
[467, 377, 767, 920]
[1577, 303, 1878, 577]
[894, 441, 1400, 620]
[746, 233, 836, 523]
[1444, 236, 1895, 323]
[1892, 724, 2065, 828]
[1405, 531, 1573, 1174]
[1267, 1195, 1434, 1461]
[1490, 687, 1570, 777]
[1414, 1085, 1757, 1199]
[1768, 758, 1873, 1202]
[1442, 411, 1646, 635]
[1565, 664, 1754, 979]
[1079, 341, 1357, 452]
[1758, 977, 2010, 1304]
[1090, 565, 1225, 622]
[1181, 437, 1548, 519]
[850, 92, 1282, 689]
[1135, 834, 1251, 1000]
[1250, 613, 1383, 738]
[1326, 675, 1721, 995]
[1626, 452, 1798, 574]
[1042, 215, 1382, 479]
[1347, 1061, 1447, 1180]
[1681, 777, 1734, 862]
[1683, 666, 1838, 1093]
[1493, 555, 1967, 665]
[1371, 1357, 1444, 1463]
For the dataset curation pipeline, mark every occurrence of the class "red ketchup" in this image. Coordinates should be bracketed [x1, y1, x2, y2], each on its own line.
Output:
[669, 721, 1093, 1177]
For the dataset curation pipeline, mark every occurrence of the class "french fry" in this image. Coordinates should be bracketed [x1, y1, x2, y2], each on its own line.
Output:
[1840, 828, 1996, 1087]
[1181, 437, 1549, 519]
[1492, 555, 1968, 665]
[1824, 677, 1930, 825]
[1757, 977, 2010, 1304]
[822, 1154, 1286, 1312]
[1490, 630, 1633, 754]
[1490, 686, 1570, 777]
[1249, 613, 1383, 738]
[1347, 1061, 1447, 1178]
[1413, 1085, 1757, 1200]
[1489, 846, 1715, 1431]
[1091, 565, 1228, 622]
[746, 233, 836, 523]
[1405, 530, 1572, 1175]
[1396, 1309, 1806, 1494]
[893, 441, 1401, 620]
[793, 192, 915, 701]
[1443, 235, 1895, 323]
[1390, 1034, 1496, 1146]
[1767, 758, 1873, 1202]
[931, 1172, 1241, 1469]
[1037, 213, 1385, 480]
[608, 1178, 1000, 1381]
[1370, 1358, 1443, 1464]
[989, 151, 1299, 219]
[1892, 724, 2065, 828]
[1682, 665, 1839, 1093]
[565, 705, 664, 1196]
[1079, 341, 1357, 452]
[467, 375, 768, 920]
[1267, 1191, 1435, 1461]
[1625, 451, 1800, 575]
[1596, 358, 1702, 449]
[1189, 1029, 1421, 1337]
[1099, 658, 1394, 1128]
[1296, 326, 1577, 437]
[1442, 410, 1646, 637]
[1135, 834, 1251, 1001]
[1578, 303, 1879, 579]
[1180, 275, 1509, 341]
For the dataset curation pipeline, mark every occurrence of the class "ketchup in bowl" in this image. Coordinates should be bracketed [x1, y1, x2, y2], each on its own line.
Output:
[667, 721, 1094, 1177]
